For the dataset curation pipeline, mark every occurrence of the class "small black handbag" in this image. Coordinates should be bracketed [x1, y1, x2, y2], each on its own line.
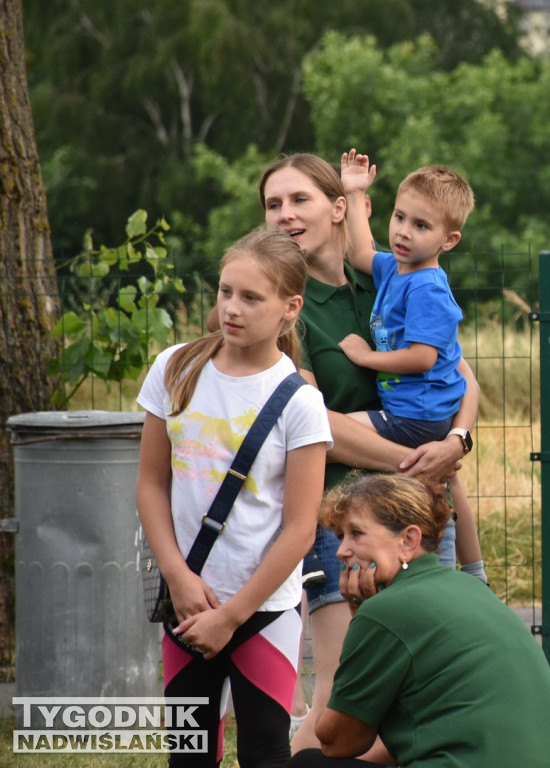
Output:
[140, 372, 306, 623]
[141, 536, 177, 623]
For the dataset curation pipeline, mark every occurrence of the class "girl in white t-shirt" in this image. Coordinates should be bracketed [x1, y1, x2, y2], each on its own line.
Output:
[136, 227, 332, 768]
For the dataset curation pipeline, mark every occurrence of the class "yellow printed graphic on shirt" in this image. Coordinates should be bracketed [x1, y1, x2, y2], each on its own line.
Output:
[166, 407, 260, 496]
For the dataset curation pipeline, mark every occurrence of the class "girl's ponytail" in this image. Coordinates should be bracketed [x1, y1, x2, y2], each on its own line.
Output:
[277, 323, 301, 369]
[165, 332, 224, 416]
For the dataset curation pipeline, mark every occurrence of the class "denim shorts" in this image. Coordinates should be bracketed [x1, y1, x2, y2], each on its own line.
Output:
[368, 410, 453, 449]
[303, 525, 345, 614]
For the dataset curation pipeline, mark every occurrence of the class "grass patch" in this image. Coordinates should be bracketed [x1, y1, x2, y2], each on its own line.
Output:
[0, 715, 238, 768]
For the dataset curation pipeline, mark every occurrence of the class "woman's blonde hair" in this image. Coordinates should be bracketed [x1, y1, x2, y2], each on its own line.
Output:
[258, 153, 349, 254]
[320, 473, 452, 553]
[165, 227, 307, 415]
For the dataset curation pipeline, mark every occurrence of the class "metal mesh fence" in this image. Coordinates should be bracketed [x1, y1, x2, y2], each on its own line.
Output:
[0, 248, 543, 680]
[444, 250, 540, 617]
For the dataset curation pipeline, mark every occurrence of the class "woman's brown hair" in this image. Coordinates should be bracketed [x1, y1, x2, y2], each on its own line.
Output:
[320, 473, 452, 553]
[259, 153, 349, 254]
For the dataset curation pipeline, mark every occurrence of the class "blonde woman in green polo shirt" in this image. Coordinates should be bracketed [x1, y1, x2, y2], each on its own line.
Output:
[259, 154, 481, 753]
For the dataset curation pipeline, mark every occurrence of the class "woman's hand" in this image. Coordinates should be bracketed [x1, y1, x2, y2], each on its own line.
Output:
[399, 436, 464, 482]
[339, 561, 379, 614]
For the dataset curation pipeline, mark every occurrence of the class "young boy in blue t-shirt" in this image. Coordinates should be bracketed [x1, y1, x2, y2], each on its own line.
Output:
[339, 149, 486, 582]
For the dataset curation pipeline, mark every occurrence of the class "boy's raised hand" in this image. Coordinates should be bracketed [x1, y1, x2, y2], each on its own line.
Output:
[341, 148, 377, 195]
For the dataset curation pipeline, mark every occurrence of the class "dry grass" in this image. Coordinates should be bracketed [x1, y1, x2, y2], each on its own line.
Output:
[67, 320, 542, 605]
[459, 321, 541, 603]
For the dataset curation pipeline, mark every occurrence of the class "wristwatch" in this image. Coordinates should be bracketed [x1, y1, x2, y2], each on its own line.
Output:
[447, 428, 473, 454]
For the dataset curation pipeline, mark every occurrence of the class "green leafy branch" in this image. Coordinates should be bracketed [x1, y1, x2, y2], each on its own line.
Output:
[48, 210, 184, 406]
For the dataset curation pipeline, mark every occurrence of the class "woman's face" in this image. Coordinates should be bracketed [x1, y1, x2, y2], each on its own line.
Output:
[336, 505, 406, 588]
[263, 167, 345, 261]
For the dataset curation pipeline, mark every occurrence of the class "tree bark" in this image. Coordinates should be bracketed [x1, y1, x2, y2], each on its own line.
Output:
[0, 0, 60, 676]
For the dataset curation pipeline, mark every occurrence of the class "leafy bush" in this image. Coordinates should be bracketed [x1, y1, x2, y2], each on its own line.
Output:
[48, 210, 184, 406]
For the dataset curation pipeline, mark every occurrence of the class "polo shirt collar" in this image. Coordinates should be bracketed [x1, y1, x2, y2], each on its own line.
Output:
[305, 262, 372, 305]
[392, 552, 441, 586]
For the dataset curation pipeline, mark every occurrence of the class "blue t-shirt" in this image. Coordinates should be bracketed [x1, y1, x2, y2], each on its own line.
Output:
[371, 252, 466, 421]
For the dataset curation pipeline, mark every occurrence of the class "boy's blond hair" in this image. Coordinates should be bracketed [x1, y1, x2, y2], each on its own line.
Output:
[397, 165, 474, 231]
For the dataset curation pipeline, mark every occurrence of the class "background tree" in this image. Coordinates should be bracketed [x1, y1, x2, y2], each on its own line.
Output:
[195, 27, 548, 304]
[0, 0, 60, 669]
[301, 31, 549, 294]
[408, 0, 521, 68]
[185, 29, 548, 305]
[21, 0, 523, 259]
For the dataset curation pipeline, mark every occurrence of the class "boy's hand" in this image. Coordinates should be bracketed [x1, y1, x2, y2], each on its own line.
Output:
[339, 333, 375, 367]
[341, 148, 377, 195]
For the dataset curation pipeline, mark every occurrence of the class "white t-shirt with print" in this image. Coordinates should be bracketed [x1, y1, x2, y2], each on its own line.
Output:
[137, 345, 332, 610]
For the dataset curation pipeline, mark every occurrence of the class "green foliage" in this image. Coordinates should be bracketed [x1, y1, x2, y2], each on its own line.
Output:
[47, 211, 184, 406]
[402, 0, 521, 69]
[22, 1, 523, 260]
[192, 143, 268, 269]
[20, 3, 542, 305]
[301, 32, 550, 296]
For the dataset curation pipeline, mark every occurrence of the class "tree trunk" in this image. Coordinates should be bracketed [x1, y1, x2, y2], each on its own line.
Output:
[0, 0, 60, 677]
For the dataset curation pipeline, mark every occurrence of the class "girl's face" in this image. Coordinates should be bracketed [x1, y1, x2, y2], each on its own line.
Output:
[217, 254, 302, 353]
[336, 506, 406, 589]
[263, 167, 345, 262]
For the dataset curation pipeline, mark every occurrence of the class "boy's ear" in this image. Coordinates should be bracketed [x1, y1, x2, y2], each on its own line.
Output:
[441, 231, 461, 252]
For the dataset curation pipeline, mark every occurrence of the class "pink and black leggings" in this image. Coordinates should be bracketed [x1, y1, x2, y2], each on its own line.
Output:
[163, 605, 302, 768]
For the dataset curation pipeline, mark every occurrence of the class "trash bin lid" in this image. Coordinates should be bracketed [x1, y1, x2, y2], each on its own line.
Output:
[7, 410, 145, 442]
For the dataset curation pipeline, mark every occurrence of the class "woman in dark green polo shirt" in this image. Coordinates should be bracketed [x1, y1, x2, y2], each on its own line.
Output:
[259, 154, 480, 752]
[287, 473, 550, 767]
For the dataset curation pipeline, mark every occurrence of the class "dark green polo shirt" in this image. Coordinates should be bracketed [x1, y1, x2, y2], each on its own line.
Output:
[299, 262, 379, 488]
[330, 554, 550, 767]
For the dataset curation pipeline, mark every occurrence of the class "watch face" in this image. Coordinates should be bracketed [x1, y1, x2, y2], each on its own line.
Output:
[464, 431, 473, 451]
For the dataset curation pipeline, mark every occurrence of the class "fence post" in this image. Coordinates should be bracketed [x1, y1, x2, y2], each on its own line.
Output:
[532, 251, 550, 662]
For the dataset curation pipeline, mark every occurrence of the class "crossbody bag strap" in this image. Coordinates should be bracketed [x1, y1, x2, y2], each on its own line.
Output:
[185, 371, 306, 574]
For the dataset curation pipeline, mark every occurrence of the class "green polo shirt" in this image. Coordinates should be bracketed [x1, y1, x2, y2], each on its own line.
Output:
[299, 262, 379, 488]
[329, 554, 550, 767]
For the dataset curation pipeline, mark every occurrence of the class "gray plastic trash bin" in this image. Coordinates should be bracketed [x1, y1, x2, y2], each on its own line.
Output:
[7, 410, 158, 707]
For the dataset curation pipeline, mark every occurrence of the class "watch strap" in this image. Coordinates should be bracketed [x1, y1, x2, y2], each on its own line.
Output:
[447, 428, 473, 453]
